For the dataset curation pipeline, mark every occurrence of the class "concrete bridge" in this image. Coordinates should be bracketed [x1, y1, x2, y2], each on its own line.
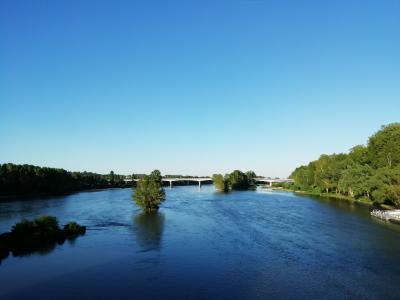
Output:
[124, 176, 292, 188]
[253, 178, 294, 187]
[125, 177, 213, 188]
[163, 178, 213, 188]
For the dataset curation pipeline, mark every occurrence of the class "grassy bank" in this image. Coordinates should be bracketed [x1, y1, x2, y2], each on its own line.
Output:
[271, 187, 376, 207]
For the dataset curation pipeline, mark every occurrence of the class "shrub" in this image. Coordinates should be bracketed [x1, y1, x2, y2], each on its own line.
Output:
[63, 222, 86, 235]
[11, 219, 37, 236]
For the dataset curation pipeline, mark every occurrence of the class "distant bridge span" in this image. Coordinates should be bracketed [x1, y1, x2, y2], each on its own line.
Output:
[253, 178, 294, 187]
[124, 177, 292, 188]
[125, 177, 213, 188]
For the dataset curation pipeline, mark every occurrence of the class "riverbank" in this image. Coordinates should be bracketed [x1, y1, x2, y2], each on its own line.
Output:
[273, 187, 399, 210]
[271, 187, 374, 207]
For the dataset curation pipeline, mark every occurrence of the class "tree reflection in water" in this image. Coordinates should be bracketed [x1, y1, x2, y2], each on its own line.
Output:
[0, 235, 81, 264]
[133, 212, 165, 252]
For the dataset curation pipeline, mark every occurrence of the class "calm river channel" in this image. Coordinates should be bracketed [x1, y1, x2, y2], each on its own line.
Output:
[1, 186, 400, 299]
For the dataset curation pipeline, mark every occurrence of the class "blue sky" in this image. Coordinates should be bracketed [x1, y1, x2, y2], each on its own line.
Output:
[1, 0, 399, 177]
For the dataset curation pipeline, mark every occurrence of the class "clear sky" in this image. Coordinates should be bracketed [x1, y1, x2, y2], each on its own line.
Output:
[1, 0, 399, 177]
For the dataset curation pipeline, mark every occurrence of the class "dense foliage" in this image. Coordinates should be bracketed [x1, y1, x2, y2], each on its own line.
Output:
[0, 216, 86, 263]
[212, 170, 256, 192]
[286, 123, 400, 207]
[0, 163, 129, 197]
[133, 170, 166, 212]
[212, 174, 230, 192]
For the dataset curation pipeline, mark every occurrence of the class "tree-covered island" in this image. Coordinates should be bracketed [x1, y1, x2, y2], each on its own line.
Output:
[212, 170, 257, 192]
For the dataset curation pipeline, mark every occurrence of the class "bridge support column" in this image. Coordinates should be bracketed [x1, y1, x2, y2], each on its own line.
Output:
[198, 181, 201, 189]
[169, 181, 172, 189]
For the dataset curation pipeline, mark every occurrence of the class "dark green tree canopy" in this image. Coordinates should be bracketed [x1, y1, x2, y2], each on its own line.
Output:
[212, 174, 230, 192]
[369, 166, 400, 206]
[289, 123, 400, 207]
[349, 145, 370, 165]
[368, 123, 400, 168]
[229, 170, 251, 190]
[245, 171, 257, 179]
[213, 170, 255, 192]
[0, 163, 130, 197]
[109, 170, 115, 184]
[133, 170, 166, 212]
[149, 170, 162, 186]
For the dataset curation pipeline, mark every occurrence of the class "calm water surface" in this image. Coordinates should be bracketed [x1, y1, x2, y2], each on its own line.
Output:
[1, 186, 400, 300]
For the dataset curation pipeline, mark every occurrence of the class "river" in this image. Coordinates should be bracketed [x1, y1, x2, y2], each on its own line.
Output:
[1, 186, 400, 299]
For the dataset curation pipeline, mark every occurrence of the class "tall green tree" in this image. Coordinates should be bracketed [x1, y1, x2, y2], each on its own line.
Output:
[368, 166, 400, 206]
[246, 171, 257, 186]
[338, 164, 373, 198]
[212, 174, 230, 192]
[133, 170, 166, 212]
[149, 170, 162, 186]
[349, 145, 370, 165]
[290, 163, 316, 190]
[313, 154, 348, 193]
[245, 171, 257, 179]
[109, 170, 115, 184]
[228, 170, 251, 190]
[368, 123, 400, 168]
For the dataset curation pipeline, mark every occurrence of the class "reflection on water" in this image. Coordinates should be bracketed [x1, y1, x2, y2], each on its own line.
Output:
[0, 235, 80, 264]
[133, 212, 165, 252]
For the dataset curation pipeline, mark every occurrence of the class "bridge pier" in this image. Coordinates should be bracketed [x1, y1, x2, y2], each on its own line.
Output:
[198, 181, 201, 189]
[169, 181, 173, 189]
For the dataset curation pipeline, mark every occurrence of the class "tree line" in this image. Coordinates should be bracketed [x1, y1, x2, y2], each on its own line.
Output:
[0, 163, 130, 197]
[283, 123, 400, 207]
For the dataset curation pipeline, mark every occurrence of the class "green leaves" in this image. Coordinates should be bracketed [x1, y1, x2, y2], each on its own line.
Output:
[212, 174, 230, 192]
[212, 170, 255, 192]
[338, 164, 373, 198]
[0, 163, 129, 197]
[369, 166, 400, 206]
[229, 170, 251, 190]
[290, 123, 400, 207]
[133, 170, 166, 212]
[368, 123, 400, 168]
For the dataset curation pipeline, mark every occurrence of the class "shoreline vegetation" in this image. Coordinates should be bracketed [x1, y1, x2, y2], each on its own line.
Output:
[0, 163, 133, 199]
[274, 123, 400, 210]
[271, 186, 374, 206]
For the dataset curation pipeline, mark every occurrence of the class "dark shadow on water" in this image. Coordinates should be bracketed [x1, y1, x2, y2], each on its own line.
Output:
[296, 193, 371, 218]
[132, 211, 165, 252]
[0, 234, 81, 265]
